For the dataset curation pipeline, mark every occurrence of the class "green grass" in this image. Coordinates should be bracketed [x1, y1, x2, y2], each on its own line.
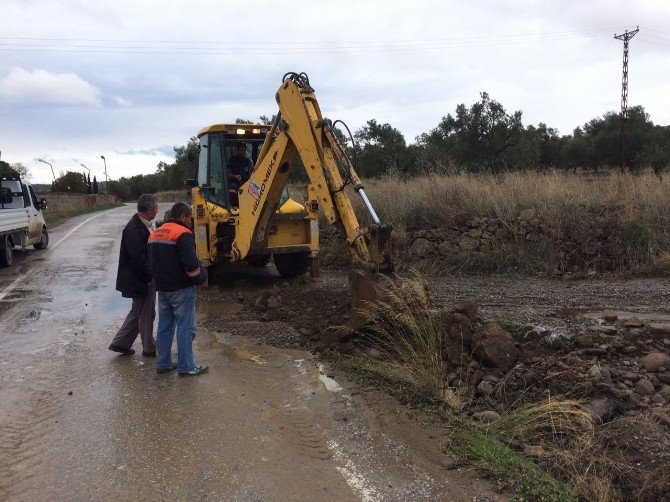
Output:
[447, 431, 577, 501]
[44, 203, 123, 226]
[321, 348, 580, 500]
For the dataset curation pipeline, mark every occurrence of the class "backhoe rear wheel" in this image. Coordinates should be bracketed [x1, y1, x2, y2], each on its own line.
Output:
[273, 252, 310, 277]
[0, 236, 14, 268]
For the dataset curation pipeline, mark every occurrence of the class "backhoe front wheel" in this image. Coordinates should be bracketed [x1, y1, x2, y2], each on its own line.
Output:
[273, 252, 310, 277]
[0, 236, 13, 268]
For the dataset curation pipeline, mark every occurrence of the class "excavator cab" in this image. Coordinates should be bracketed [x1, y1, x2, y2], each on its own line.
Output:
[197, 124, 268, 209]
[192, 123, 318, 276]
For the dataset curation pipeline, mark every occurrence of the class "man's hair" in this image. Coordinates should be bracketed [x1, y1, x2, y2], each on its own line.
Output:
[137, 194, 157, 213]
[170, 202, 191, 219]
[237, 142, 246, 149]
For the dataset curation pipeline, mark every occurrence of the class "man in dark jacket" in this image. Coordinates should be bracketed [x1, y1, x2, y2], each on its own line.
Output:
[109, 194, 158, 356]
[148, 202, 209, 376]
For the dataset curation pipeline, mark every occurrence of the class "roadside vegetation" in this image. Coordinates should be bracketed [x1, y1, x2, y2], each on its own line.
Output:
[322, 276, 667, 501]
[359, 169, 670, 275]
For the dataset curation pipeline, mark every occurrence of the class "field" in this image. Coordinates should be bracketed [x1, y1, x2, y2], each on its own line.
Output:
[317, 170, 670, 275]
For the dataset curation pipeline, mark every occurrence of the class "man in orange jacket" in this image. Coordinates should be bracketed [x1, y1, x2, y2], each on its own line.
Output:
[148, 202, 208, 376]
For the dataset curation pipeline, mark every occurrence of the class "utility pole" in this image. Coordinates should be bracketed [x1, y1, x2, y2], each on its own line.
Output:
[614, 26, 639, 172]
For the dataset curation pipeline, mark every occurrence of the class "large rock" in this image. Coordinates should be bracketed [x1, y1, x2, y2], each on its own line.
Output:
[641, 352, 670, 372]
[442, 312, 474, 347]
[437, 240, 456, 256]
[583, 397, 613, 424]
[410, 238, 434, 258]
[471, 323, 518, 371]
[635, 378, 655, 395]
[449, 299, 478, 321]
[459, 236, 479, 251]
[472, 410, 500, 423]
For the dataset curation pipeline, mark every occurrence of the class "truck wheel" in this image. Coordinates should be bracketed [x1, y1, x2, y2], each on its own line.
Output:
[34, 227, 49, 250]
[0, 236, 13, 268]
[273, 252, 310, 277]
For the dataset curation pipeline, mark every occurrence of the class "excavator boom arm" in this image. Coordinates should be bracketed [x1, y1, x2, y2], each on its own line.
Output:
[233, 73, 392, 272]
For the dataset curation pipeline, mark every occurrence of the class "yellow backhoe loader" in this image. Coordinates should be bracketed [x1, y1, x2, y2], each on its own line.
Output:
[189, 72, 392, 289]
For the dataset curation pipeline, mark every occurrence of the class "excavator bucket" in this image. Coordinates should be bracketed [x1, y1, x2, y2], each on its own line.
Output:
[347, 268, 397, 330]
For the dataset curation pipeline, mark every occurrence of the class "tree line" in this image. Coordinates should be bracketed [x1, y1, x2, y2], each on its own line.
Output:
[103, 93, 670, 199]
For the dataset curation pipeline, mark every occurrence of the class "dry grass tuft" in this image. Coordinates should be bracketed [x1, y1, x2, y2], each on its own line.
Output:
[488, 398, 594, 444]
[358, 275, 449, 403]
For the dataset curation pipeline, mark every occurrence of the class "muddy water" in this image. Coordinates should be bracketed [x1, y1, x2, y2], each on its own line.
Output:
[0, 205, 503, 502]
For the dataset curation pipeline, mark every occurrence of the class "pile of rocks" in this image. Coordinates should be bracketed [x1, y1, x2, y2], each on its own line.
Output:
[437, 307, 670, 433]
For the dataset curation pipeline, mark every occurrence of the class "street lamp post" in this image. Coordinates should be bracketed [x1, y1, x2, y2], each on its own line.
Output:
[100, 155, 108, 194]
[80, 163, 92, 194]
[37, 158, 56, 182]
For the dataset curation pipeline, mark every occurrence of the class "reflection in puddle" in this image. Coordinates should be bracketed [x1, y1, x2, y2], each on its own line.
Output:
[318, 364, 343, 392]
[294, 359, 342, 392]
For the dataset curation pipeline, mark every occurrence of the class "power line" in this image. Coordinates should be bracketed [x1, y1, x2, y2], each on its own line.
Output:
[0, 30, 616, 55]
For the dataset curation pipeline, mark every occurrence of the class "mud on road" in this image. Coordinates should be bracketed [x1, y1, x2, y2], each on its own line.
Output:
[0, 205, 503, 502]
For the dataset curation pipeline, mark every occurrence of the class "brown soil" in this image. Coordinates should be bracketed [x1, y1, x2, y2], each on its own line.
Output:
[204, 265, 670, 500]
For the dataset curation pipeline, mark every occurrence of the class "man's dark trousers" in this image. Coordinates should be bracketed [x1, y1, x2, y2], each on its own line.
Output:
[110, 284, 156, 352]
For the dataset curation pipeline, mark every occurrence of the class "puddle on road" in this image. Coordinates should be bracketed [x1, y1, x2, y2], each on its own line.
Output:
[261, 408, 279, 420]
[583, 310, 670, 324]
[197, 300, 242, 318]
[294, 359, 343, 393]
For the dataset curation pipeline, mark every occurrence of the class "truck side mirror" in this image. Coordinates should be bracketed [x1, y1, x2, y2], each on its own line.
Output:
[39, 198, 48, 211]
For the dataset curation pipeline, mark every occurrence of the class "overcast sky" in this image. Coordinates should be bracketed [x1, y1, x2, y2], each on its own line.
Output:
[1, 0, 668, 183]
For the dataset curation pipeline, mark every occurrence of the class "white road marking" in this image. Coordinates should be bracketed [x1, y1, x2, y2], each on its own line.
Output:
[327, 438, 380, 502]
[0, 207, 123, 302]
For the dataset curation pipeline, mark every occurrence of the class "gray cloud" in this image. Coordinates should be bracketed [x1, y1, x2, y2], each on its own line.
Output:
[1, 0, 668, 183]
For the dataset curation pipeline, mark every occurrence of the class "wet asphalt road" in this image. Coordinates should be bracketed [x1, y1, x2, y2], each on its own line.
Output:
[0, 204, 502, 502]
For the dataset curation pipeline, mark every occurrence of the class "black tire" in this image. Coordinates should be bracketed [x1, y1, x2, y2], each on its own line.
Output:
[0, 236, 13, 268]
[34, 227, 49, 250]
[273, 252, 310, 277]
[247, 255, 271, 267]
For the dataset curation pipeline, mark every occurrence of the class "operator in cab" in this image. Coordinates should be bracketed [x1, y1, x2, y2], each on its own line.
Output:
[227, 142, 253, 206]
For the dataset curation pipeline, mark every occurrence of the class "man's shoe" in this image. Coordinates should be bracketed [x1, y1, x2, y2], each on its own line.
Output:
[178, 365, 209, 377]
[142, 351, 157, 357]
[156, 363, 177, 374]
[109, 344, 135, 356]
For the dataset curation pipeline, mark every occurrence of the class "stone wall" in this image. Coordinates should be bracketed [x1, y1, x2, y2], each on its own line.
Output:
[36, 193, 118, 216]
[319, 206, 637, 274]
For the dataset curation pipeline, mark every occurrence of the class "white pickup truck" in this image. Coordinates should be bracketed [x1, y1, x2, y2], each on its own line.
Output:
[0, 178, 49, 267]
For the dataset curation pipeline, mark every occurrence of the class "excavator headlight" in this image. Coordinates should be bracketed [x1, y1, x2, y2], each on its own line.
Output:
[236, 129, 245, 135]
[252, 128, 261, 134]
